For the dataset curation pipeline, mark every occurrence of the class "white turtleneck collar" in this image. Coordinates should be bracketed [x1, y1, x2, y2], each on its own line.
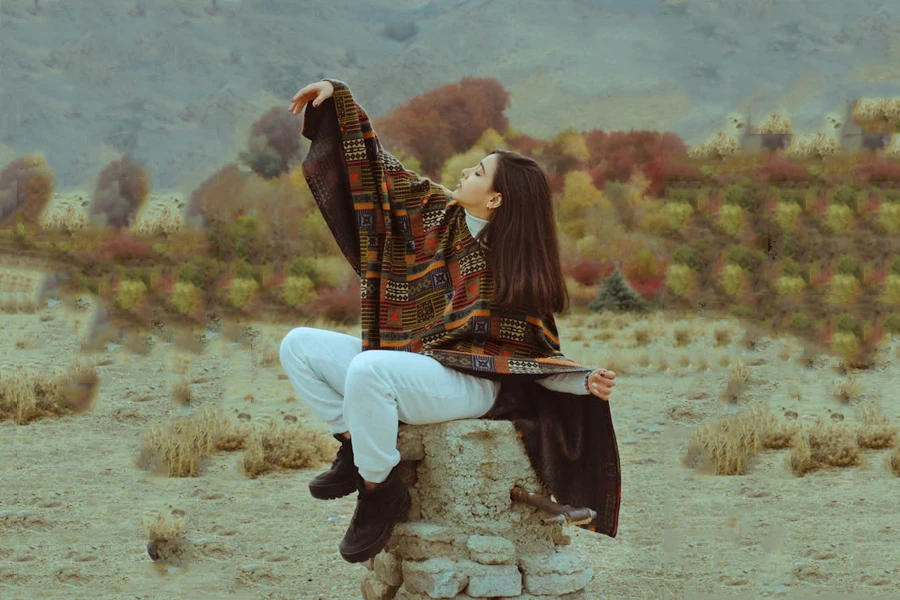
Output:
[463, 207, 490, 238]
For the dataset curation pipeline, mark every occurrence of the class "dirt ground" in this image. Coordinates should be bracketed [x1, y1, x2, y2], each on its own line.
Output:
[2, 292, 899, 600]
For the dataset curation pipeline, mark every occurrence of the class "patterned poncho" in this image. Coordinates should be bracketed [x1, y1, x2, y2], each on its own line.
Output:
[300, 78, 620, 537]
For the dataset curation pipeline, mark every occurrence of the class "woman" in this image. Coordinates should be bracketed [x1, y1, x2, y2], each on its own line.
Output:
[280, 79, 620, 565]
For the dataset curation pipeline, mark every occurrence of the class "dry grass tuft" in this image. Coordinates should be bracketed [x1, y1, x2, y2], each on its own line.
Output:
[143, 511, 189, 564]
[15, 333, 40, 349]
[684, 403, 798, 475]
[239, 421, 335, 479]
[592, 330, 616, 342]
[796, 346, 822, 370]
[672, 326, 693, 347]
[0, 358, 100, 424]
[720, 359, 751, 403]
[831, 375, 862, 404]
[855, 402, 898, 449]
[788, 418, 866, 476]
[172, 378, 193, 406]
[713, 327, 732, 347]
[136, 405, 253, 477]
[632, 327, 652, 347]
[890, 445, 900, 477]
[260, 343, 280, 368]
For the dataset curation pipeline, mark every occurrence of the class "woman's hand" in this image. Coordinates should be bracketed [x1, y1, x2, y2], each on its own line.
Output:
[587, 368, 616, 401]
[289, 81, 335, 115]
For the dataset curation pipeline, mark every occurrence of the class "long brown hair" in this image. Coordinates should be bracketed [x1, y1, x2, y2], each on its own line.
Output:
[475, 148, 569, 317]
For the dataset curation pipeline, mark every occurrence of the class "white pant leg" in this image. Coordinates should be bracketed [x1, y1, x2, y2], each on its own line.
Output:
[278, 327, 363, 436]
[343, 349, 501, 484]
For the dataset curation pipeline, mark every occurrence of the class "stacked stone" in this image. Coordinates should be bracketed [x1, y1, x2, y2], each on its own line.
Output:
[359, 419, 598, 600]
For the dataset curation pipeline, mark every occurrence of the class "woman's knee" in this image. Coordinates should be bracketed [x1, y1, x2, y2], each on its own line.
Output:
[279, 326, 314, 368]
[343, 352, 379, 389]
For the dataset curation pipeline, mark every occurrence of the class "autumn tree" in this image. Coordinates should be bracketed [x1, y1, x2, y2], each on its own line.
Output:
[89, 156, 150, 229]
[373, 77, 511, 175]
[558, 170, 605, 240]
[584, 129, 695, 197]
[0, 154, 54, 228]
[239, 106, 304, 179]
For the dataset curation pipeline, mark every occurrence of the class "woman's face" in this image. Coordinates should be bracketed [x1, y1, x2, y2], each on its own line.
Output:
[452, 153, 500, 214]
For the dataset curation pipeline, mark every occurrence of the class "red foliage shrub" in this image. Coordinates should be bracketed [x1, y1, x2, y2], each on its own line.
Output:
[642, 158, 704, 197]
[547, 171, 566, 195]
[625, 273, 666, 301]
[0, 156, 54, 227]
[584, 129, 690, 189]
[373, 77, 511, 175]
[506, 131, 546, 155]
[90, 156, 150, 229]
[306, 281, 361, 325]
[588, 166, 607, 191]
[99, 231, 156, 261]
[186, 164, 246, 229]
[566, 258, 605, 287]
[756, 158, 812, 183]
[854, 158, 900, 183]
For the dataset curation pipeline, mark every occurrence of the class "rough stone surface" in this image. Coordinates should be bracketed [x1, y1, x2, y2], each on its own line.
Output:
[392, 586, 431, 600]
[397, 427, 425, 461]
[550, 526, 571, 546]
[464, 561, 522, 597]
[373, 422, 600, 600]
[387, 522, 465, 560]
[374, 551, 403, 587]
[361, 571, 400, 600]
[519, 551, 590, 576]
[466, 535, 516, 565]
[465, 591, 596, 600]
[522, 568, 594, 596]
[402, 557, 468, 598]
[520, 550, 593, 595]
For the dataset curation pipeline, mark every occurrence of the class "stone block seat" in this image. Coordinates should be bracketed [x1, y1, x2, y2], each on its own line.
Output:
[358, 419, 599, 600]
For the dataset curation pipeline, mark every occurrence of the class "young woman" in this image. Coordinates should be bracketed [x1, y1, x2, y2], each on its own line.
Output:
[280, 79, 620, 564]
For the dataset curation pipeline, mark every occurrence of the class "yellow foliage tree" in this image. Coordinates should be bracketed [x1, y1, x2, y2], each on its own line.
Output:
[472, 128, 508, 155]
[552, 127, 590, 164]
[558, 170, 606, 240]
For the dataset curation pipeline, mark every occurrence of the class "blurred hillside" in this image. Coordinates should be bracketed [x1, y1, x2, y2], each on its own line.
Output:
[2, 0, 899, 192]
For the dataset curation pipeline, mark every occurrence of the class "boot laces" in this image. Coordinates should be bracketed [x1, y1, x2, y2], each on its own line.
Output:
[334, 441, 351, 468]
[351, 493, 379, 532]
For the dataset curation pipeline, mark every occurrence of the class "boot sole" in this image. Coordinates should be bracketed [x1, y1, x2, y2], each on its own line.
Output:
[309, 477, 358, 500]
[339, 490, 411, 563]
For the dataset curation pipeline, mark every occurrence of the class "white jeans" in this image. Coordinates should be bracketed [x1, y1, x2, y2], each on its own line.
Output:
[278, 327, 502, 483]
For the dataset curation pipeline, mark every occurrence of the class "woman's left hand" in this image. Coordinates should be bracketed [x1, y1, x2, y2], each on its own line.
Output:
[587, 369, 616, 401]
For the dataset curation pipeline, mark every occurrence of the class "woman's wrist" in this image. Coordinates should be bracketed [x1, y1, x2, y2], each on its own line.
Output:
[583, 371, 591, 393]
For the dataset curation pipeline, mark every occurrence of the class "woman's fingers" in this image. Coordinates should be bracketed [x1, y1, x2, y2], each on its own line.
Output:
[292, 84, 312, 101]
[590, 375, 615, 400]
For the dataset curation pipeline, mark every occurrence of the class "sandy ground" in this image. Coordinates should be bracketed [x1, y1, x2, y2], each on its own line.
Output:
[2, 291, 900, 600]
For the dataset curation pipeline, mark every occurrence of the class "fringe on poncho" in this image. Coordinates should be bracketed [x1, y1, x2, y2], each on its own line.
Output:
[300, 78, 620, 537]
